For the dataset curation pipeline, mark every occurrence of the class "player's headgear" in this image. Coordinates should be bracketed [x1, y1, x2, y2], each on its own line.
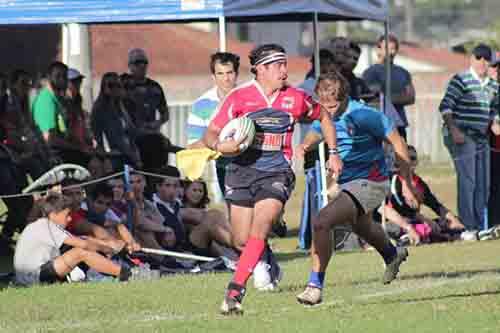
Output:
[249, 44, 287, 74]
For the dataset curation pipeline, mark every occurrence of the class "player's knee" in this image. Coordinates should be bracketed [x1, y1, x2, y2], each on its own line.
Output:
[312, 215, 330, 233]
[72, 247, 89, 260]
[231, 236, 246, 251]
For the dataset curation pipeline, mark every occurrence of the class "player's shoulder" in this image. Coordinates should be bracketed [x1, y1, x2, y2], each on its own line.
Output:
[225, 80, 259, 100]
[194, 87, 219, 104]
[347, 99, 378, 114]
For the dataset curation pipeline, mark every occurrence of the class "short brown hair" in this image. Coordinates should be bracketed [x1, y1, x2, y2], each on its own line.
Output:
[315, 70, 350, 105]
[40, 194, 72, 217]
[377, 34, 399, 50]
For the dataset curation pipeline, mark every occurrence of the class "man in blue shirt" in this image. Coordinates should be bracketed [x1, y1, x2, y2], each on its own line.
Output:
[296, 70, 418, 306]
[363, 34, 415, 140]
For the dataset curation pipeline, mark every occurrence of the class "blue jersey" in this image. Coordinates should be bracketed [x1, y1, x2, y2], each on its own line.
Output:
[312, 99, 394, 184]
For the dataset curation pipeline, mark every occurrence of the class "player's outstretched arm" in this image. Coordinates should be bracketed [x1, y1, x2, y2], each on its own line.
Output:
[386, 130, 418, 209]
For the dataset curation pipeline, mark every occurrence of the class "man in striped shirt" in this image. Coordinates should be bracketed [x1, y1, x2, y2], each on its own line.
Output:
[187, 52, 240, 199]
[439, 43, 500, 231]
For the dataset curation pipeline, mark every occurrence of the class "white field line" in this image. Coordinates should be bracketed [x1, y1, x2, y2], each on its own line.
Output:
[12, 273, 500, 331]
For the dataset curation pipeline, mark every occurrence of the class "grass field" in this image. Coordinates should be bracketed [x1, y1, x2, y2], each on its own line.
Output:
[1, 163, 500, 333]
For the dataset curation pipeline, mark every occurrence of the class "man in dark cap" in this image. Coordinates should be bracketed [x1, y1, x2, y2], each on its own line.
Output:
[439, 43, 500, 232]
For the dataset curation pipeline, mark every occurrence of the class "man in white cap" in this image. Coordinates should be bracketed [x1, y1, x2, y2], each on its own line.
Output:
[65, 68, 94, 155]
[127, 48, 179, 173]
[127, 48, 168, 131]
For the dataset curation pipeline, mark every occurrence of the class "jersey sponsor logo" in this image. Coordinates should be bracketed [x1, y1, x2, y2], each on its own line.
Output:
[252, 132, 285, 151]
[254, 117, 283, 125]
[281, 97, 295, 110]
[245, 101, 260, 107]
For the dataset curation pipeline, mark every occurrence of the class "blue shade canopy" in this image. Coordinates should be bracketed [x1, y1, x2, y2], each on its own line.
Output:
[0, 0, 387, 25]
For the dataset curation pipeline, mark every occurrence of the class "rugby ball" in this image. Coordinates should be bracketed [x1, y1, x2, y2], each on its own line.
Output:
[217, 117, 256, 157]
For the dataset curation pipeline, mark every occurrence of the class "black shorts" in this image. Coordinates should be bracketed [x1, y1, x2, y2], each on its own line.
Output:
[39, 260, 65, 284]
[224, 164, 295, 207]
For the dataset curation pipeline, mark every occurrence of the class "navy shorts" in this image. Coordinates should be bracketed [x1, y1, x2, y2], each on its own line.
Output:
[39, 260, 65, 284]
[224, 164, 295, 207]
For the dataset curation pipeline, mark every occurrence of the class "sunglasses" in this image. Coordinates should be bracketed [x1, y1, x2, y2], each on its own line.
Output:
[107, 82, 122, 89]
[95, 199, 112, 207]
[474, 55, 490, 62]
[161, 183, 179, 188]
[131, 60, 148, 66]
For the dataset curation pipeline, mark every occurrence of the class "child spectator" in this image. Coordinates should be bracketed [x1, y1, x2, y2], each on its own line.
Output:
[13, 194, 134, 286]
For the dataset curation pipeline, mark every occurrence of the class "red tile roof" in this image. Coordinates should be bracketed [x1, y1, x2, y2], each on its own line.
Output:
[90, 24, 309, 78]
[398, 43, 469, 73]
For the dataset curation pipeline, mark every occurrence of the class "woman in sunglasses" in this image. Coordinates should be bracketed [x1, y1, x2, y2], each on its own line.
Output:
[90, 72, 142, 170]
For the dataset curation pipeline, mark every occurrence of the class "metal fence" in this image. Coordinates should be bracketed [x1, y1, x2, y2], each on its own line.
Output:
[163, 100, 453, 171]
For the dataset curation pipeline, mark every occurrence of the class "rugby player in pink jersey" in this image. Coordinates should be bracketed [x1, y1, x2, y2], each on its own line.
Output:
[197, 44, 343, 314]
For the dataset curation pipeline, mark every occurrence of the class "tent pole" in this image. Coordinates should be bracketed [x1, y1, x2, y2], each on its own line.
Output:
[384, 21, 391, 112]
[312, 11, 328, 209]
[218, 15, 226, 51]
[313, 12, 320, 79]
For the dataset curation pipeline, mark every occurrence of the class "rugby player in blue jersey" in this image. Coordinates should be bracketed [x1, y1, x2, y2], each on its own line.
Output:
[296, 70, 418, 305]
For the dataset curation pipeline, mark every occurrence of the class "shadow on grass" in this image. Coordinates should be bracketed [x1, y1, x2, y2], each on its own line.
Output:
[275, 251, 310, 262]
[364, 289, 500, 306]
[400, 268, 500, 281]
[358, 267, 500, 286]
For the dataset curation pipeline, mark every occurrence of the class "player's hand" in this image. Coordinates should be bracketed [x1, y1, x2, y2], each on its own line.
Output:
[406, 225, 421, 246]
[445, 212, 465, 230]
[450, 126, 465, 145]
[126, 241, 142, 253]
[111, 239, 126, 254]
[295, 143, 308, 159]
[216, 130, 247, 155]
[401, 181, 419, 209]
[327, 154, 343, 177]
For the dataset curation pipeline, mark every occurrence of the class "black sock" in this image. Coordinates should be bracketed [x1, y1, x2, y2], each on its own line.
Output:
[119, 266, 131, 281]
[379, 243, 397, 265]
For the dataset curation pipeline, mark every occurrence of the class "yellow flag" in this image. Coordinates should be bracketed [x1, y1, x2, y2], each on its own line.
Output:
[176, 148, 221, 181]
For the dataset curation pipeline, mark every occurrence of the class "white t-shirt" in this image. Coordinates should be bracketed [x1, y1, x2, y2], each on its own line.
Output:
[14, 218, 71, 285]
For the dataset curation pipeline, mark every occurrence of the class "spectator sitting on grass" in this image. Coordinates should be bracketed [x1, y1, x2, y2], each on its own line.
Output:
[108, 177, 128, 222]
[154, 168, 235, 258]
[129, 172, 176, 265]
[62, 180, 140, 254]
[376, 146, 465, 244]
[14, 193, 135, 286]
[182, 179, 210, 209]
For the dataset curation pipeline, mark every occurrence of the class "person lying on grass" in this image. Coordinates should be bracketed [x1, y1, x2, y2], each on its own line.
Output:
[375, 145, 465, 244]
[14, 193, 135, 286]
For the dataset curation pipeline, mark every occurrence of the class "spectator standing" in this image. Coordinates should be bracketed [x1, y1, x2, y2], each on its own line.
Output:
[363, 34, 416, 140]
[330, 37, 374, 102]
[91, 72, 141, 169]
[439, 44, 500, 231]
[187, 52, 240, 201]
[127, 48, 179, 173]
[31, 62, 68, 147]
[65, 68, 94, 154]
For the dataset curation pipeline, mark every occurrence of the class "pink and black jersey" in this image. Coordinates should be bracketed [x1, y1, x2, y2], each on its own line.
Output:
[212, 80, 320, 172]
